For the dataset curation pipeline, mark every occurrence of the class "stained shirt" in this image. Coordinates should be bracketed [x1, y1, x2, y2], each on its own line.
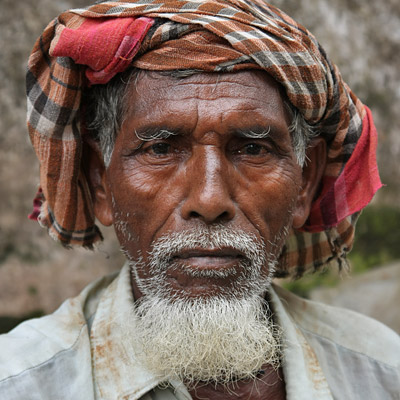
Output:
[0, 263, 399, 399]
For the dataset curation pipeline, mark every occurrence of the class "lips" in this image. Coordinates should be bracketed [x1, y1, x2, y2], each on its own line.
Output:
[150, 247, 251, 298]
[166, 248, 246, 282]
[172, 248, 244, 264]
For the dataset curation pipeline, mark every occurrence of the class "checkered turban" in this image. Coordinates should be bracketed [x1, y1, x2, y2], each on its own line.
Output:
[26, 0, 382, 277]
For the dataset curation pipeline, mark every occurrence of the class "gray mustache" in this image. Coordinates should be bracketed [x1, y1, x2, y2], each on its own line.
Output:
[148, 225, 267, 272]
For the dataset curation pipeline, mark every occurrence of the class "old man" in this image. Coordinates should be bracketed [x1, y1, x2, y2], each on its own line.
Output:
[1, 0, 399, 399]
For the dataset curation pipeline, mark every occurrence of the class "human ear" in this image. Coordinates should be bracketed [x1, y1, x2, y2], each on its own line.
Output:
[292, 138, 327, 229]
[82, 137, 113, 226]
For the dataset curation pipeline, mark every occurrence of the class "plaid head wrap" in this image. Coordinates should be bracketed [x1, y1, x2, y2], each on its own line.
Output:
[26, 0, 382, 278]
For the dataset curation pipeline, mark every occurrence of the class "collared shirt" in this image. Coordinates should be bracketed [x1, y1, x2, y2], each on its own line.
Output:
[0, 263, 399, 399]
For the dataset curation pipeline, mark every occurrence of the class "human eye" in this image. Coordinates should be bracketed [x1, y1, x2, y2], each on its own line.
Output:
[229, 128, 292, 165]
[235, 142, 272, 157]
[241, 143, 265, 155]
[122, 140, 174, 162]
[145, 142, 172, 156]
[126, 138, 188, 166]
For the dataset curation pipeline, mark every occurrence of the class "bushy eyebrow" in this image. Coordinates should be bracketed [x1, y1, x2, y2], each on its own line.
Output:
[235, 126, 271, 139]
[134, 127, 181, 141]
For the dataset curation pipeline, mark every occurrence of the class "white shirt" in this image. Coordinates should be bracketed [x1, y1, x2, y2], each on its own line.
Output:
[0, 263, 399, 399]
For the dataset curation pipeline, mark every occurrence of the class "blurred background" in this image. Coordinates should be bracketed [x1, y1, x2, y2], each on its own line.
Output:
[0, 0, 399, 333]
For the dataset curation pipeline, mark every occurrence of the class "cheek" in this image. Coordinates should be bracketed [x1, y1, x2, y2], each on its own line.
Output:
[107, 164, 183, 251]
[237, 166, 301, 237]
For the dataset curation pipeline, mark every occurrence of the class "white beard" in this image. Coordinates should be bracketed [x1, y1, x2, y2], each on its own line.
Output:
[122, 225, 287, 386]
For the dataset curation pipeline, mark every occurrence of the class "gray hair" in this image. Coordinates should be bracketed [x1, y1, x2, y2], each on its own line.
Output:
[84, 68, 317, 167]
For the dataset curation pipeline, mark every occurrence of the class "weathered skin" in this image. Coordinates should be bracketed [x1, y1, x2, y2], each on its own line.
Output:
[87, 70, 326, 399]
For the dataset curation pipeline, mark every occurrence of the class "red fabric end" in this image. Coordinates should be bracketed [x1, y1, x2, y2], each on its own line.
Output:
[52, 16, 154, 85]
[305, 106, 382, 232]
[28, 187, 44, 221]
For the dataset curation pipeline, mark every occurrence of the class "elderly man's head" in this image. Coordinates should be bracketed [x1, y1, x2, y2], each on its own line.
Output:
[81, 70, 326, 383]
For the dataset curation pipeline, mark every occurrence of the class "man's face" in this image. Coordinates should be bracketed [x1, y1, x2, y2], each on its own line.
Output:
[103, 70, 303, 301]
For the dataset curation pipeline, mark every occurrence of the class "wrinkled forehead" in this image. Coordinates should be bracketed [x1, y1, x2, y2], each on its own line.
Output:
[115, 69, 293, 147]
[124, 69, 291, 122]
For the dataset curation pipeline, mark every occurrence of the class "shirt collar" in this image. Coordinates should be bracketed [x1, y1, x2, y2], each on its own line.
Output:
[270, 284, 334, 400]
[90, 263, 191, 399]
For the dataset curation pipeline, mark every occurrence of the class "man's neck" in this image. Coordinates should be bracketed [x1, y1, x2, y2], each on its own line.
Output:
[187, 365, 286, 400]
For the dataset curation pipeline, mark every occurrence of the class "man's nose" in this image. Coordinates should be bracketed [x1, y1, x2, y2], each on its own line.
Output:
[180, 147, 236, 224]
